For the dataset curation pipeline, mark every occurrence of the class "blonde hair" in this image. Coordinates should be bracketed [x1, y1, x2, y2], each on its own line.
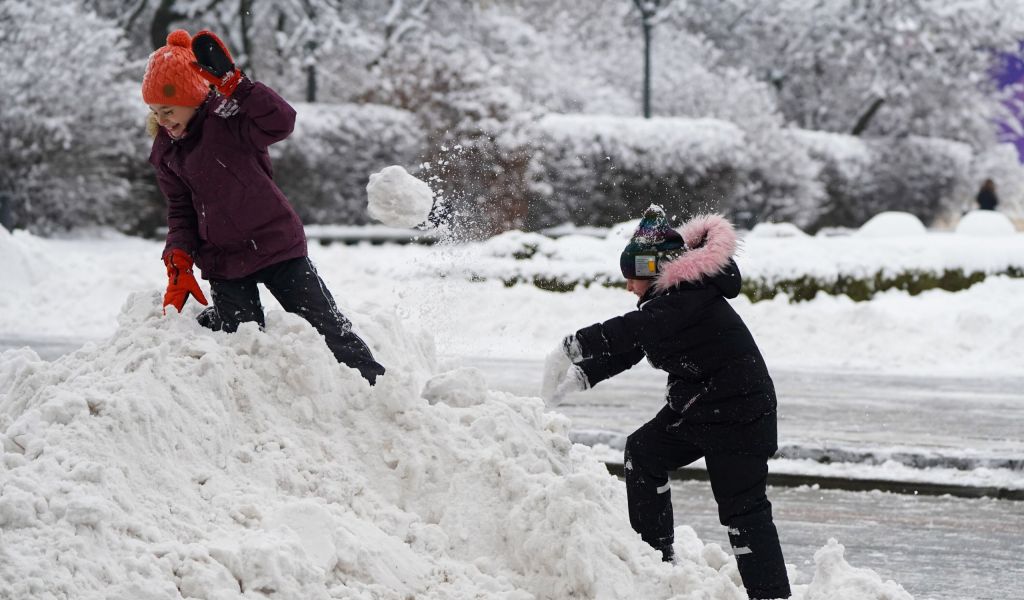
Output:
[146, 112, 160, 139]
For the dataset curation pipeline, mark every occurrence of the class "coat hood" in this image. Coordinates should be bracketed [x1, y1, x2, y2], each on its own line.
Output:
[653, 214, 737, 292]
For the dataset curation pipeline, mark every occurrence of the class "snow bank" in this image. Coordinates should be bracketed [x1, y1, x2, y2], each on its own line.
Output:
[0, 294, 911, 599]
[955, 210, 1017, 236]
[856, 212, 927, 238]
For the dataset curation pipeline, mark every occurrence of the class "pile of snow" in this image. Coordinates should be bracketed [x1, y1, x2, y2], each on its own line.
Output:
[747, 222, 810, 238]
[0, 294, 912, 599]
[856, 212, 927, 237]
[366, 165, 434, 228]
[955, 210, 1017, 237]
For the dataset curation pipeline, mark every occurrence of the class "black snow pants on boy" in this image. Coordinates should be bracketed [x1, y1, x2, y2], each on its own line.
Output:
[625, 406, 791, 600]
[199, 256, 386, 385]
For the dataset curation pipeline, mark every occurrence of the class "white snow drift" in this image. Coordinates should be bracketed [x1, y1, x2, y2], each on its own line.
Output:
[0, 292, 911, 599]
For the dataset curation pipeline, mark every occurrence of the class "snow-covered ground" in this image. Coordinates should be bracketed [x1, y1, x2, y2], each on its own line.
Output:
[4, 213, 1022, 376]
[1, 214, 1022, 599]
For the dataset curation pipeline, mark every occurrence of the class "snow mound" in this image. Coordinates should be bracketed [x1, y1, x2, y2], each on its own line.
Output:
[955, 210, 1017, 237]
[0, 227, 54, 292]
[747, 222, 809, 238]
[366, 165, 434, 228]
[0, 293, 914, 599]
[803, 540, 912, 600]
[857, 212, 927, 237]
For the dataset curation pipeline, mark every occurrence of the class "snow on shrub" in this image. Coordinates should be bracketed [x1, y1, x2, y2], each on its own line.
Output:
[747, 222, 810, 238]
[955, 210, 1018, 236]
[782, 129, 876, 231]
[782, 129, 974, 230]
[0, 0, 145, 234]
[871, 136, 974, 225]
[272, 102, 427, 225]
[970, 143, 1024, 219]
[783, 130, 976, 231]
[521, 114, 825, 231]
[441, 220, 1024, 302]
[857, 212, 928, 238]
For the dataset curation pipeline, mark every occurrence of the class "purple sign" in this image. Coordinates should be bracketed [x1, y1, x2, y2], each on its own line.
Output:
[993, 47, 1024, 160]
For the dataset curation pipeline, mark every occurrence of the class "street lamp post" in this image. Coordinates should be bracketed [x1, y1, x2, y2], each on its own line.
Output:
[305, 40, 318, 103]
[633, 0, 662, 119]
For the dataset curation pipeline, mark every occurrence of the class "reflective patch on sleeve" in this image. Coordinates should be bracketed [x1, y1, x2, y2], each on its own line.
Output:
[656, 482, 670, 494]
[732, 546, 753, 556]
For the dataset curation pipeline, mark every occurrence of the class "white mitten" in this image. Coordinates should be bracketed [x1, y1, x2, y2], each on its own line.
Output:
[547, 365, 590, 407]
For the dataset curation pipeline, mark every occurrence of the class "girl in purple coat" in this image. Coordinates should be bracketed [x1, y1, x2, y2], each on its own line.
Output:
[143, 29, 384, 385]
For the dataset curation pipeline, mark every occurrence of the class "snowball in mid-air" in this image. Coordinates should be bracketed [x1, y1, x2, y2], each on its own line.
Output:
[366, 165, 434, 228]
[856, 211, 927, 238]
[955, 210, 1017, 237]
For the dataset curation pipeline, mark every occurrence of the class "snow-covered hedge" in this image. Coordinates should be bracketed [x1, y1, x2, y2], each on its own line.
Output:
[440, 224, 1024, 302]
[271, 102, 427, 225]
[520, 114, 825, 230]
[518, 115, 982, 234]
[784, 130, 974, 230]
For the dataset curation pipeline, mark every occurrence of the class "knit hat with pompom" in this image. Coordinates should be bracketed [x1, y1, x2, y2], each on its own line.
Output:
[620, 204, 686, 279]
[141, 30, 209, 107]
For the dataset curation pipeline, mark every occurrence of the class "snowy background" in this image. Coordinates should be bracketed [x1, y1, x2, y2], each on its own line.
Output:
[6, 0, 1024, 234]
[4, 1, 1024, 598]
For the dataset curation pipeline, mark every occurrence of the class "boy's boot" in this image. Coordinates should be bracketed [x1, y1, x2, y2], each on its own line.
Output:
[656, 543, 675, 564]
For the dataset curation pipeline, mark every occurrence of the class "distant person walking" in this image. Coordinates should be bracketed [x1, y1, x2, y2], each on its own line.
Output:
[976, 179, 999, 211]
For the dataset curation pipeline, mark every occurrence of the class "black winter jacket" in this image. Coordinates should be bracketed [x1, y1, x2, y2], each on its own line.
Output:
[573, 215, 777, 452]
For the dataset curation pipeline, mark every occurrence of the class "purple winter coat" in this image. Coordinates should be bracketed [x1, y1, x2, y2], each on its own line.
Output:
[149, 77, 307, 280]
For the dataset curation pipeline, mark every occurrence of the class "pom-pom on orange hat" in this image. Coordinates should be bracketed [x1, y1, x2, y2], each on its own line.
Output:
[142, 30, 209, 107]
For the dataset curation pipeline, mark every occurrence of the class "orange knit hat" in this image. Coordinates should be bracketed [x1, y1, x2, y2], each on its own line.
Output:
[141, 30, 210, 107]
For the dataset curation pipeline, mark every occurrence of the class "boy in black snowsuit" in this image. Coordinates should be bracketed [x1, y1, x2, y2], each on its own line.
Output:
[541, 206, 791, 600]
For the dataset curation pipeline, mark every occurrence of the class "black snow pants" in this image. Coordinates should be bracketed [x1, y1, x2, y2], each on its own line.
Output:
[625, 406, 791, 600]
[199, 256, 386, 385]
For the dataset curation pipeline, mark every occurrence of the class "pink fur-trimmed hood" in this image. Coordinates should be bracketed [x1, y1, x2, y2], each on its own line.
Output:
[654, 214, 737, 291]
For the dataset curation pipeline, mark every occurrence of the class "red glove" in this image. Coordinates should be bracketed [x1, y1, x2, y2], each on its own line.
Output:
[163, 249, 208, 313]
[190, 30, 243, 96]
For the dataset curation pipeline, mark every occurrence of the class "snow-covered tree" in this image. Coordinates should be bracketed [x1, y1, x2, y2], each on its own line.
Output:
[674, 0, 1024, 147]
[0, 0, 146, 233]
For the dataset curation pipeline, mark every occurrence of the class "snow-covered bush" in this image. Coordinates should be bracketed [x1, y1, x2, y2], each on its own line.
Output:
[521, 114, 825, 230]
[783, 129, 876, 231]
[867, 136, 974, 227]
[0, 0, 146, 234]
[271, 102, 426, 225]
[676, 0, 1023, 147]
[784, 130, 975, 230]
[522, 114, 746, 228]
[955, 210, 1017, 237]
[969, 143, 1024, 219]
[454, 222, 1024, 302]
